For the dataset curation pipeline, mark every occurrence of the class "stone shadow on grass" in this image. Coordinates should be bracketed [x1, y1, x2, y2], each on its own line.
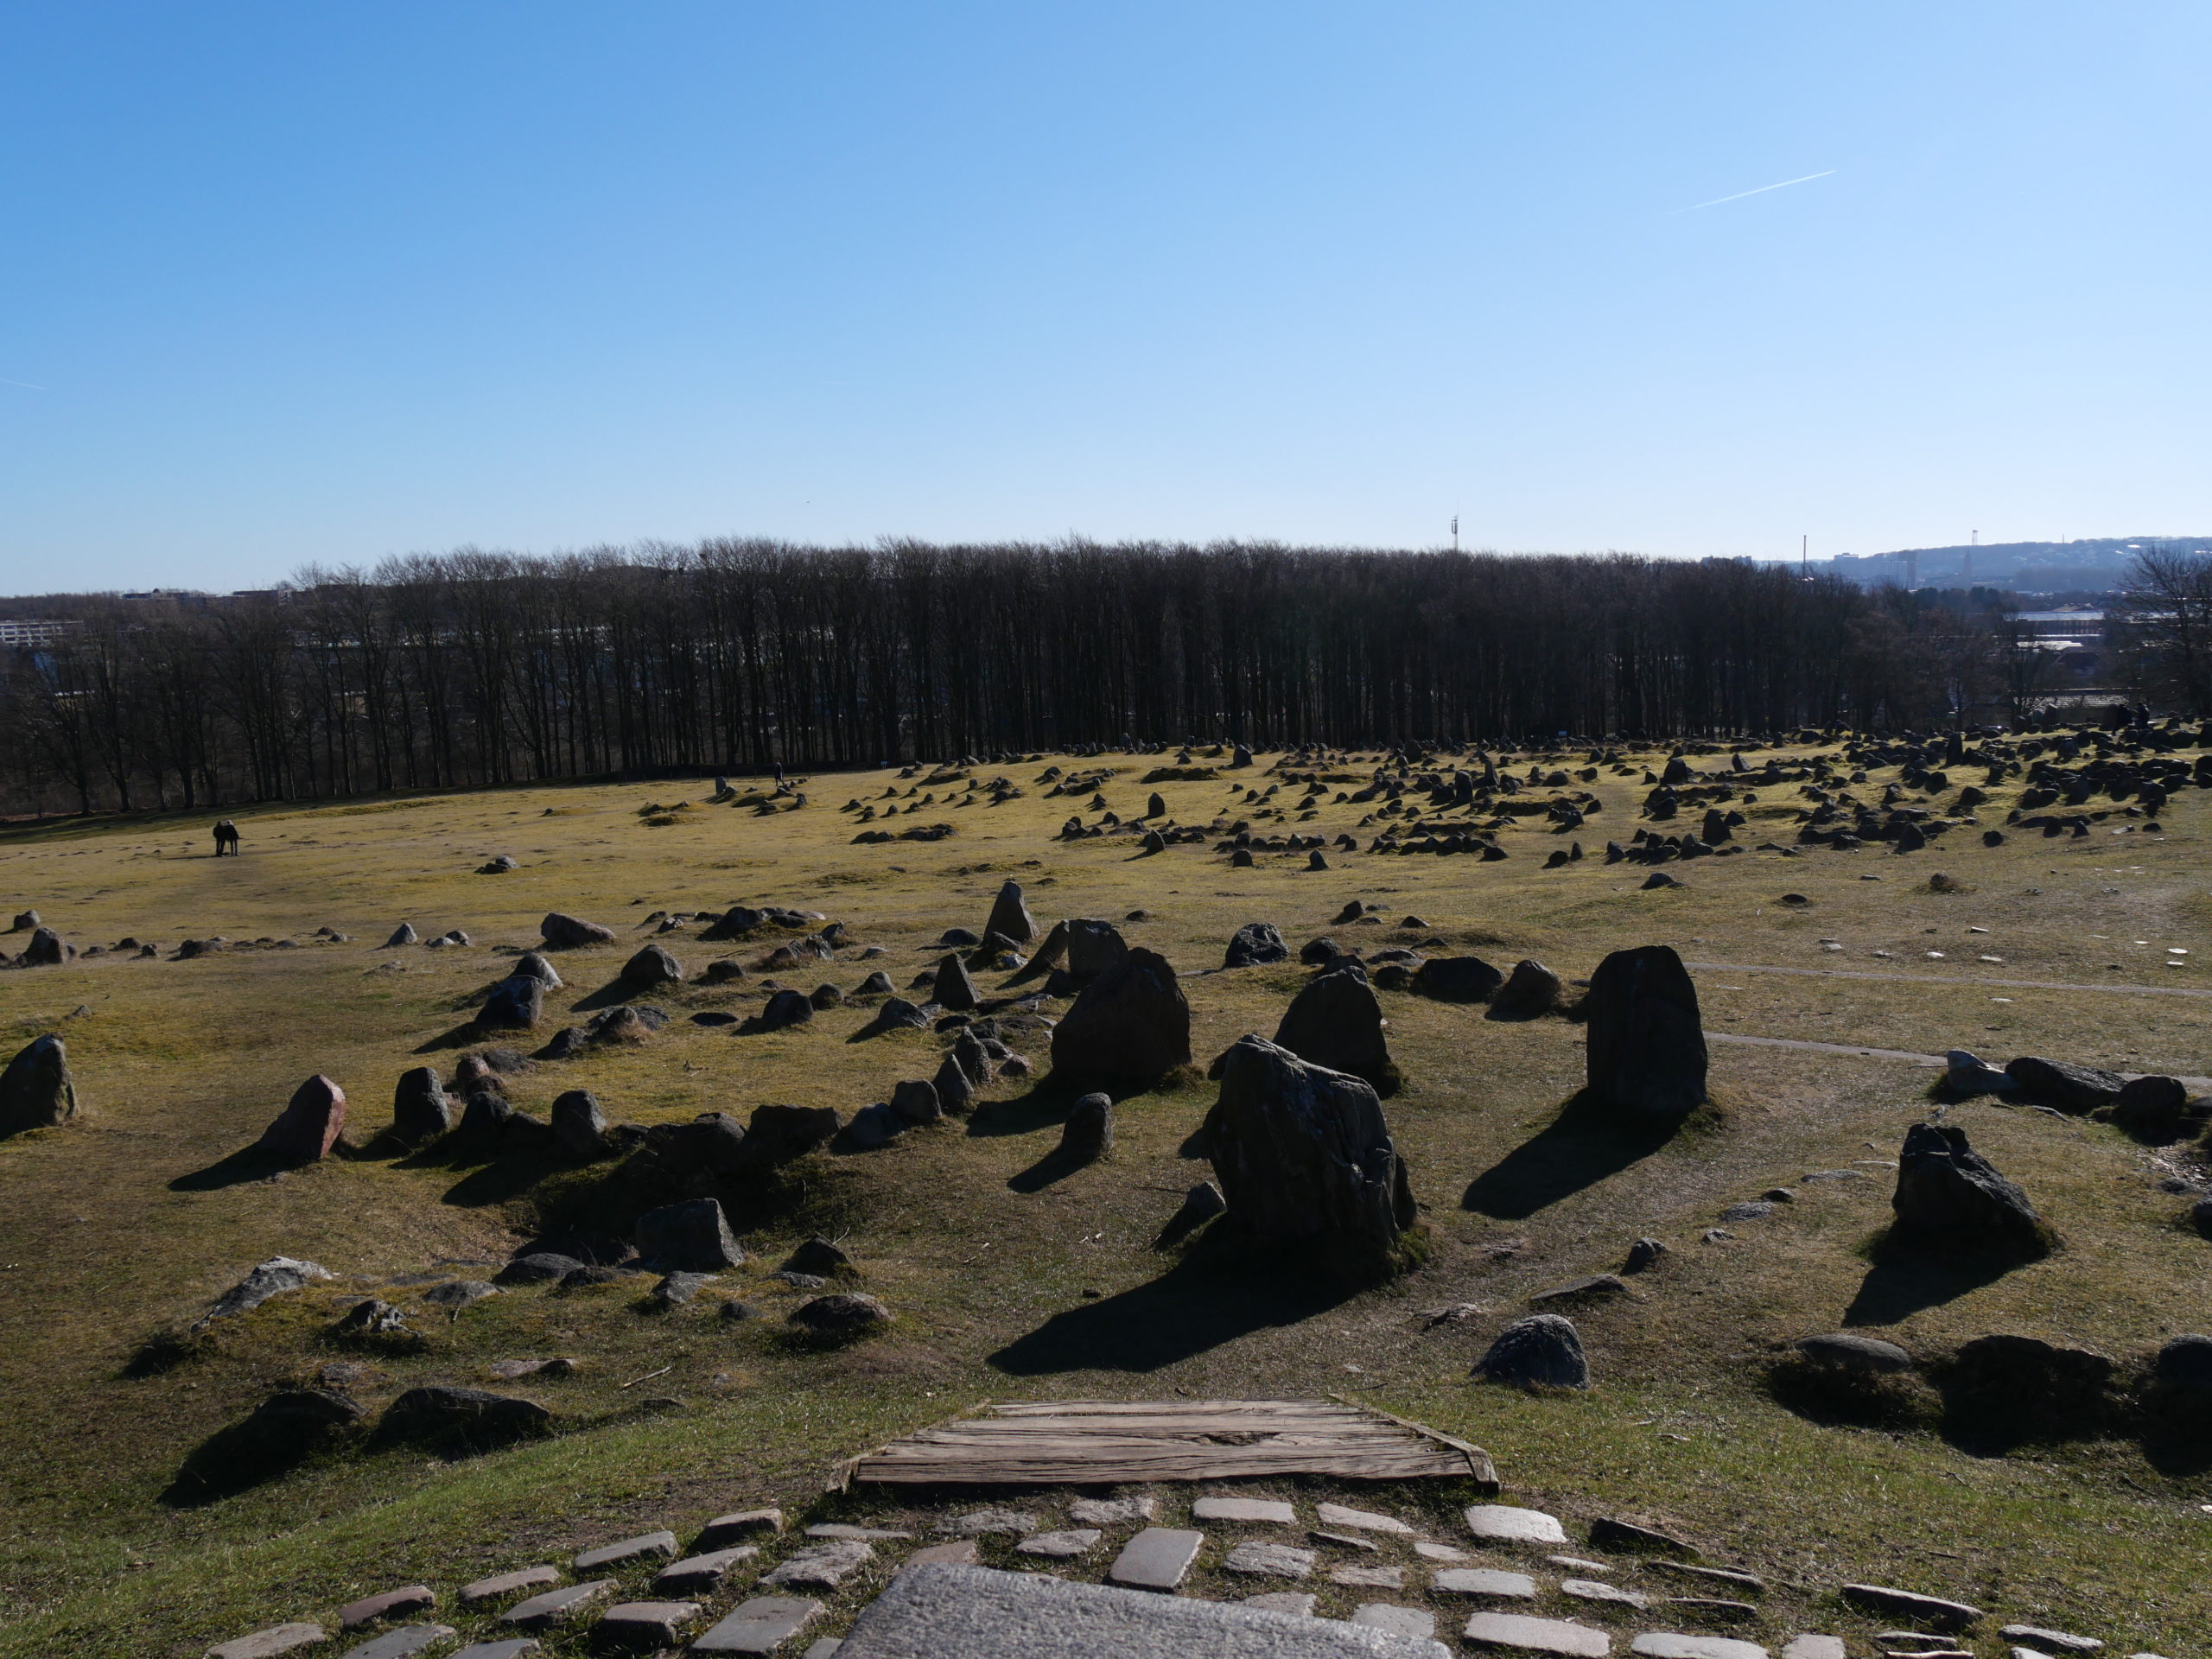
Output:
[1841, 1230, 2018, 1327]
[1459, 1091, 1681, 1220]
[988, 1243, 1358, 1376]
[168, 1145, 294, 1192]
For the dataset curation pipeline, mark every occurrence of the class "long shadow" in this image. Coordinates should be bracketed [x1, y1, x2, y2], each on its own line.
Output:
[988, 1248, 1357, 1376]
[1008, 1144, 1093, 1193]
[169, 1145, 293, 1192]
[441, 1153, 566, 1207]
[1460, 1093, 1680, 1220]
[570, 978, 647, 1014]
[1841, 1239, 2015, 1326]
[413, 1022, 487, 1055]
[964, 1077, 1084, 1141]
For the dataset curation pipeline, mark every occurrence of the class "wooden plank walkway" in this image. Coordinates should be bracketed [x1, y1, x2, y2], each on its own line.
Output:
[841, 1397, 1497, 1491]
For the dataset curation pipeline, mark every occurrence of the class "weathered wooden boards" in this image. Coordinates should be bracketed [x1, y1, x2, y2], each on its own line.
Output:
[842, 1398, 1497, 1490]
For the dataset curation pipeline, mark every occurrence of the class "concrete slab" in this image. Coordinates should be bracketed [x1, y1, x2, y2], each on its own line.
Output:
[1461, 1612, 1611, 1656]
[1195, 1497, 1298, 1524]
[1351, 1607, 1436, 1640]
[690, 1595, 823, 1655]
[834, 1562, 1452, 1658]
[1107, 1528, 1204, 1591]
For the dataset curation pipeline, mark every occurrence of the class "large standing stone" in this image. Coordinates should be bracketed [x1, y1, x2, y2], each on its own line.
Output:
[1489, 960, 1562, 1018]
[0, 1033, 78, 1135]
[986, 880, 1037, 944]
[759, 988, 815, 1028]
[1889, 1122, 2056, 1261]
[1224, 922, 1290, 968]
[20, 926, 69, 967]
[1203, 1034, 1416, 1276]
[390, 1067, 453, 1147]
[257, 1075, 348, 1161]
[1058, 1093, 1113, 1163]
[539, 912, 615, 949]
[891, 1079, 942, 1126]
[636, 1197, 746, 1269]
[931, 955, 980, 1011]
[550, 1089, 608, 1156]
[1583, 945, 1707, 1122]
[932, 1055, 976, 1113]
[479, 976, 544, 1031]
[1471, 1315, 1588, 1389]
[1274, 963, 1396, 1092]
[1051, 948, 1192, 1085]
[1066, 919, 1129, 979]
[512, 950, 563, 988]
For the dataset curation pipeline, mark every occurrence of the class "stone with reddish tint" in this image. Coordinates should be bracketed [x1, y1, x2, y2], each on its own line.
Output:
[460, 1567, 559, 1606]
[257, 1075, 347, 1160]
[339, 1587, 435, 1630]
[206, 1626, 327, 1659]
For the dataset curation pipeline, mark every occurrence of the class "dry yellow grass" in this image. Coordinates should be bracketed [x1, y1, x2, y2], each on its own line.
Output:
[0, 747, 2206, 1655]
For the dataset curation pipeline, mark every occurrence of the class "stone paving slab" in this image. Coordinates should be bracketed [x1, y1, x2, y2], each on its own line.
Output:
[208, 1626, 328, 1659]
[1107, 1527, 1204, 1591]
[1317, 1503, 1414, 1536]
[338, 1625, 455, 1659]
[764, 1539, 874, 1590]
[655, 1545, 760, 1594]
[461, 1567, 560, 1606]
[594, 1599, 702, 1649]
[1461, 1611, 1611, 1656]
[696, 1510, 785, 1549]
[1779, 1641, 1846, 1659]
[1224, 1540, 1316, 1579]
[1629, 1637, 1770, 1659]
[1413, 1541, 1469, 1564]
[1067, 1497, 1155, 1527]
[1195, 1497, 1298, 1524]
[1840, 1585, 1982, 1630]
[1017, 1529, 1103, 1558]
[340, 1588, 436, 1630]
[834, 1562, 1452, 1657]
[1351, 1605, 1437, 1640]
[1999, 1628, 2103, 1655]
[1246, 1592, 1319, 1616]
[1433, 1567, 1538, 1599]
[799, 1643, 842, 1659]
[450, 1643, 540, 1659]
[503, 1579, 617, 1629]
[906, 1540, 979, 1567]
[1561, 1579, 1648, 1610]
[690, 1594, 823, 1655]
[1464, 1506, 1567, 1546]
[574, 1530, 679, 1572]
[1331, 1564, 1404, 1589]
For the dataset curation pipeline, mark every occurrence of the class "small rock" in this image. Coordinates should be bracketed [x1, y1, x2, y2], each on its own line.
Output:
[1463, 1504, 1567, 1545]
[787, 1293, 892, 1338]
[1016, 1529, 1103, 1559]
[1473, 1315, 1588, 1389]
[1223, 1541, 1315, 1579]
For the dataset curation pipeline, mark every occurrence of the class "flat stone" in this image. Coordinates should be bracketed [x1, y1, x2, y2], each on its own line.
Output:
[937, 1509, 1037, 1535]
[461, 1567, 560, 1605]
[1999, 1630, 2103, 1655]
[809, 1523, 912, 1541]
[1662, 1600, 1758, 1620]
[1587, 1517, 1694, 1554]
[1352, 1606, 1437, 1640]
[655, 1545, 760, 1592]
[1332, 1564, 1405, 1588]
[593, 1599, 701, 1648]
[835, 1563, 1453, 1657]
[1316, 1503, 1414, 1536]
[1017, 1529, 1103, 1559]
[1414, 1541, 1471, 1564]
[1841, 1586, 1984, 1631]
[339, 1628, 454, 1659]
[1462, 1611, 1613, 1656]
[208, 1626, 329, 1659]
[1313, 1529, 1381, 1552]
[690, 1595, 823, 1655]
[906, 1541, 979, 1566]
[450, 1643, 541, 1659]
[1108, 1527, 1205, 1591]
[340, 1587, 435, 1630]
[1561, 1580, 1648, 1609]
[764, 1540, 874, 1590]
[572, 1530, 677, 1571]
[801, 1643, 843, 1659]
[1647, 1561, 1763, 1592]
[503, 1580, 617, 1628]
[1434, 1568, 1539, 1599]
[697, 1508, 786, 1548]
[1194, 1497, 1298, 1524]
[1630, 1638, 1769, 1659]
[1465, 1505, 1567, 1545]
[1548, 1557, 1613, 1574]
[1246, 1592, 1318, 1615]
[1224, 1540, 1317, 1579]
[1781, 1641, 1847, 1659]
[1068, 1497, 1156, 1527]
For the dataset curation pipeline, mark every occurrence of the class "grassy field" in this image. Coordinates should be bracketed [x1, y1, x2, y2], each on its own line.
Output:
[0, 745, 2205, 1656]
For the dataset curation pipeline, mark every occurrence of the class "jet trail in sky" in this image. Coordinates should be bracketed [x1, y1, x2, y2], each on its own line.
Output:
[1675, 169, 1837, 213]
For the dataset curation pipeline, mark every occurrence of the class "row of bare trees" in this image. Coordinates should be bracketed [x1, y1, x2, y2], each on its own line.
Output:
[0, 539, 2037, 817]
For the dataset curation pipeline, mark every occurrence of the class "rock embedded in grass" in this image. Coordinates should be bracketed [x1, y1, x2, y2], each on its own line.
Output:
[1273, 962, 1397, 1093]
[1583, 944, 1707, 1122]
[1473, 1314, 1588, 1390]
[1058, 1092, 1113, 1163]
[478, 976, 544, 1032]
[787, 1292, 892, 1338]
[256, 1074, 348, 1161]
[1889, 1123, 2056, 1261]
[1224, 921, 1289, 968]
[0, 1033, 78, 1135]
[636, 1197, 745, 1270]
[2004, 1056, 2125, 1113]
[539, 912, 615, 949]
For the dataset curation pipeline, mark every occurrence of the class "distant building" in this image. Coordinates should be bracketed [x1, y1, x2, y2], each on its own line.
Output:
[0, 619, 80, 647]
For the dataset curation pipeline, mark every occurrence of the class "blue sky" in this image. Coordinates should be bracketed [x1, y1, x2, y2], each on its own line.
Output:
[2, 2, 2207, 591]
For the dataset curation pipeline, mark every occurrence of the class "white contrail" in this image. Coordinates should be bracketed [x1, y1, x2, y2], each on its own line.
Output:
[1675, 169, 1836, 213]
[0, 377, 43, 390]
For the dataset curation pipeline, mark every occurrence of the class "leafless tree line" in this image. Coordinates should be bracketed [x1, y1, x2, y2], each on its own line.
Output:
[0, 540, 2031, 817]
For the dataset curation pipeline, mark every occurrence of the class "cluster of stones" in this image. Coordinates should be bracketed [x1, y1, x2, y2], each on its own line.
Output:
[206, 1489, 2158, 1659]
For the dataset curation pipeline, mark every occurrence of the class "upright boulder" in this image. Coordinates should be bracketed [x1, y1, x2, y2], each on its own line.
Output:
[1583, 944, 1707, 1122]
[1273, 963, 1397, 1093]
[984, 880, 1037, 944]
[512, 950, 563, 988]
[1058, 1093, 1114, 1164]
[1203, 1034, 1416, 1277]
[1474, 1314, 1588, 1389]
[1224, 922, 1288, 968]
[389, 1067, 453, 1147]
[1066, 919, 1128, 978]
[550, 1089, 609, 1157]
[257, 1076, 348, 1161]
[1050, 948, 1192, 1085]
[540, 912, 615, 949]
[636, 1197, 745, 1270]
[1491, 959, 1563, 1017]
[0, 1034, 78, 1135]
[384, 923, 419, 948]
[931, 955, 980, 1012]
[1889, 1122, 2056, 1262]
[1411, 955, 1503, 1003]
[20, 926, 69, 967]
[622, 944, 684, 987]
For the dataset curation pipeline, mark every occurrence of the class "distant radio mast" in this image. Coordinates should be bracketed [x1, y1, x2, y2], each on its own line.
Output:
[1452, 515, 1459, 553]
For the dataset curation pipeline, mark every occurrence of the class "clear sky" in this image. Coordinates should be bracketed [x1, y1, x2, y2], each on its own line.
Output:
[2, 2, 2207, 592]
